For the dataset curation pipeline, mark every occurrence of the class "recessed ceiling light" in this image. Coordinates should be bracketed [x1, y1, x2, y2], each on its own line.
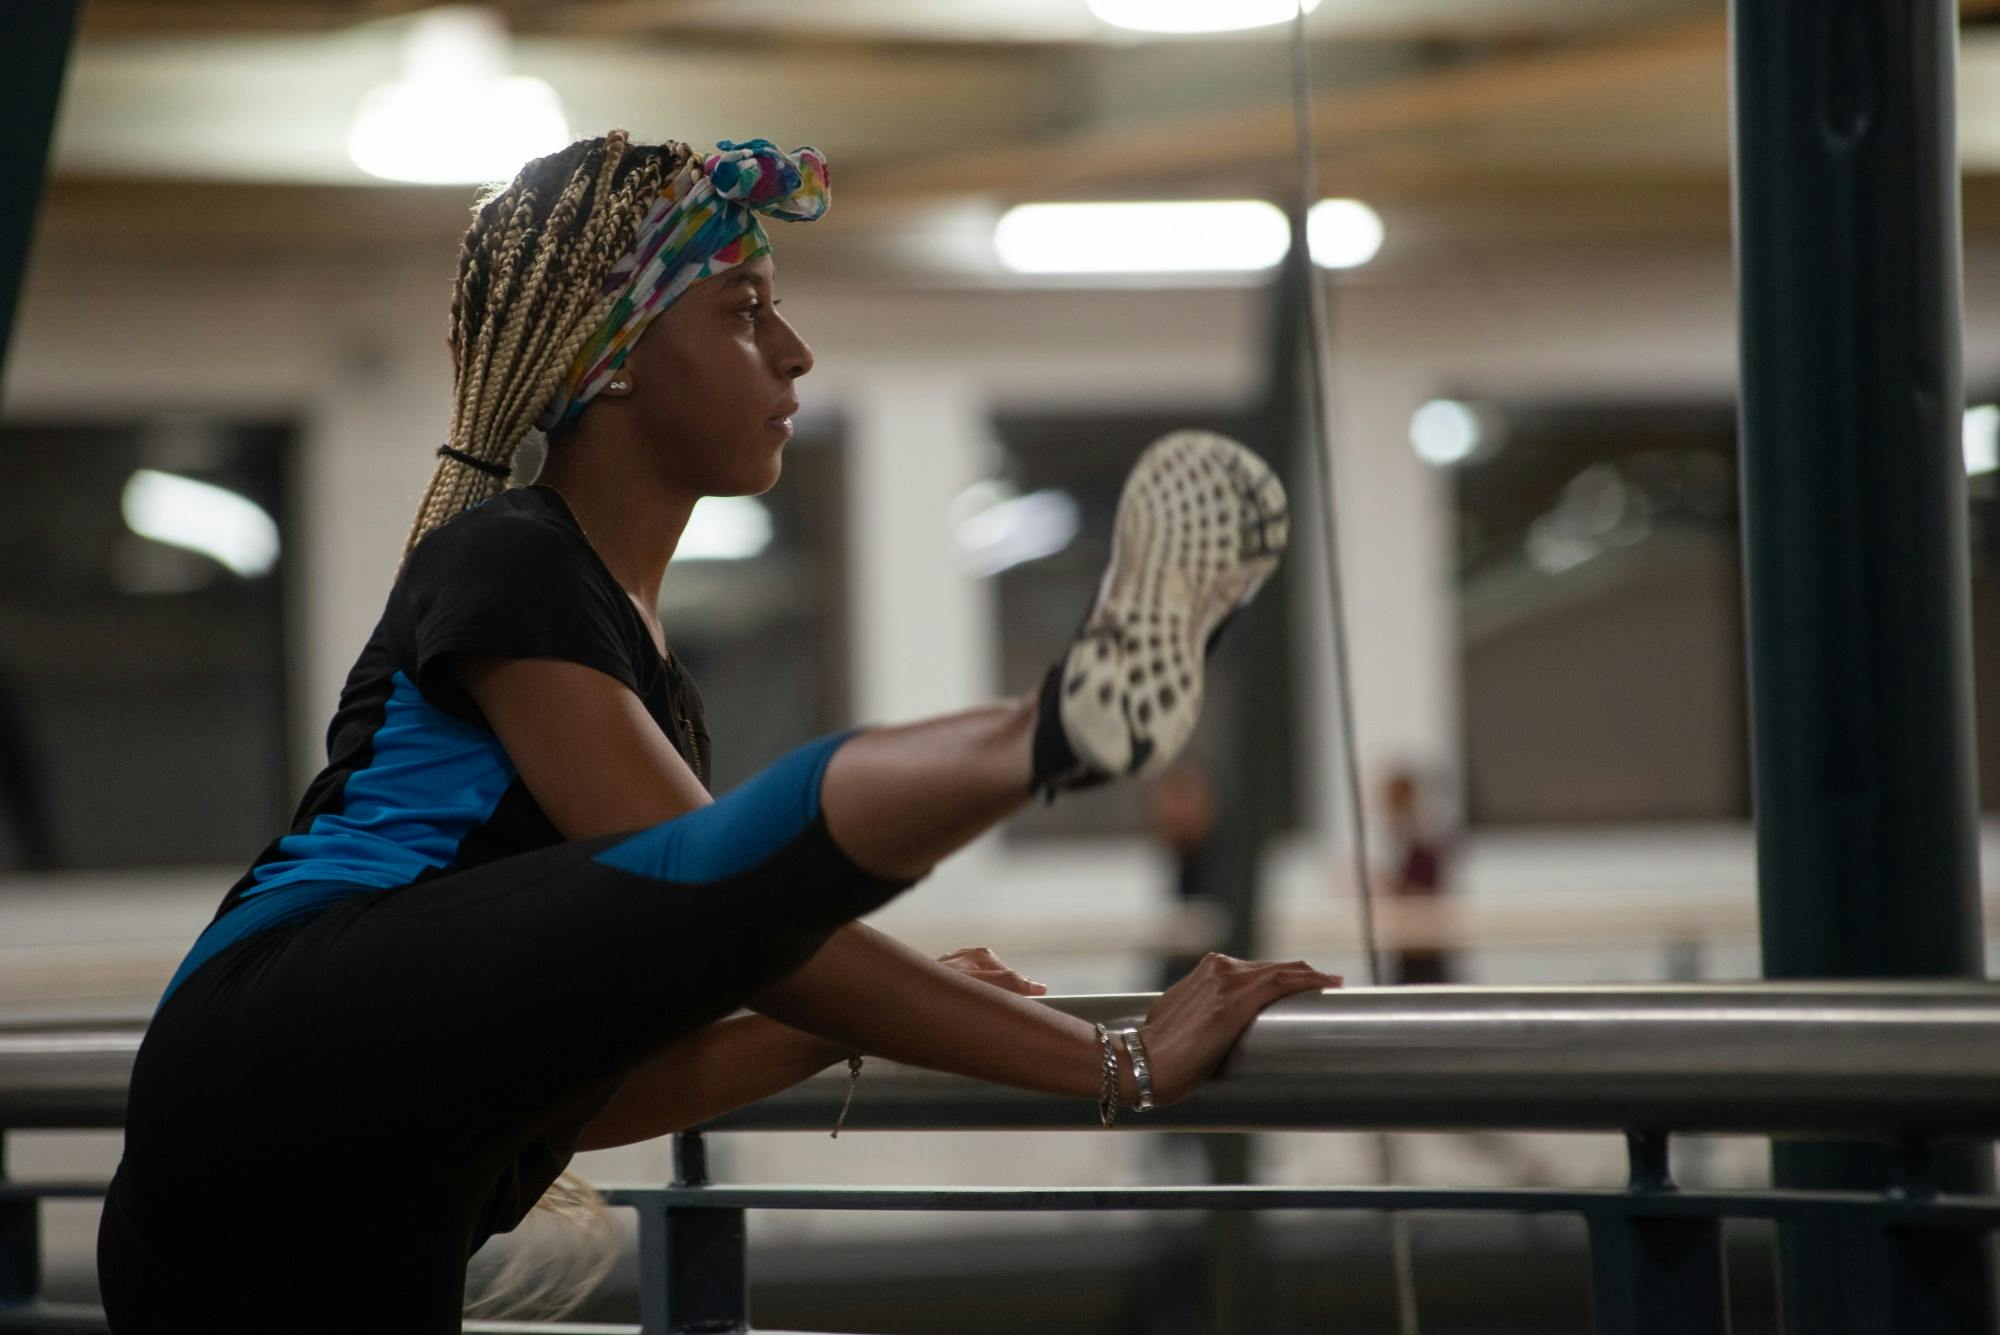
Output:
[994, 200, 1291, 274]
[1307, 198, 1385, 269]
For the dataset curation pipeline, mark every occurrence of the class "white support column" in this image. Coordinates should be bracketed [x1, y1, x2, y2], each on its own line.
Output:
[843, 376, 998, 723]
[1290, 358, 1457, 889]
[294, 337, 451, 792]
[842, 375, 1005, 901]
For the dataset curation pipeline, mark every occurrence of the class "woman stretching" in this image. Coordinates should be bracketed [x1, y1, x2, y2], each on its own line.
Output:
[94, 131, 1338, 1333]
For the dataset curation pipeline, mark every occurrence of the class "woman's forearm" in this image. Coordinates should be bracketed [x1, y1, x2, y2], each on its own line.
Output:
[573, 1012, 850, 1151]
[745, 920, 1139, 1106]
[576, 921, 1139, 1151]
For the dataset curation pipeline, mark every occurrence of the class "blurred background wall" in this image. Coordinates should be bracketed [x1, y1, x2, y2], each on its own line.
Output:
[10, 2, 2000, 1329]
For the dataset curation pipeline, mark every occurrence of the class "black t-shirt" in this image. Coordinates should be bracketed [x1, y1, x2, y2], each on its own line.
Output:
[208, 483, 712, 927]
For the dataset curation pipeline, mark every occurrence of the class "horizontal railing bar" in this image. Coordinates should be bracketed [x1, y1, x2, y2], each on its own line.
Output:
[11, 983, 2000, 1134]
[603, 1183, 2000, 1226]
[11, 1176, 1999, 1230]
[460, 1323, 641, 1333]
[0, 1315, 847, 1335]
[692, 983, 2000, 1135]
[0, 1298, 116, 1331]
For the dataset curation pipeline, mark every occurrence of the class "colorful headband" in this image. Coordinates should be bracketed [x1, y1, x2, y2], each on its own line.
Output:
[535, 137, 832, 436]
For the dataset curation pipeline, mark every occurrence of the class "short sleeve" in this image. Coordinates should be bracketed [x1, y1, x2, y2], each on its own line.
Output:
[398, 507, 640, 725]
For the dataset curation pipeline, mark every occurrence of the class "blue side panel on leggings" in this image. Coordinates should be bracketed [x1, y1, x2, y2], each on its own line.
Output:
[591, 729, 854, 883]
[243, 670, 520, 897]
[154, 881, 370, 1016]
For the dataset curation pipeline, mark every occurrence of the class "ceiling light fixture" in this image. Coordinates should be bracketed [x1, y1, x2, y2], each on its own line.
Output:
[1307, 198, 1385, 269]
[348, 5, 569, 185]
[994, 200, 1291, 274]
[1087, 0, 1323, 35]
[994, 197, 1382, 275]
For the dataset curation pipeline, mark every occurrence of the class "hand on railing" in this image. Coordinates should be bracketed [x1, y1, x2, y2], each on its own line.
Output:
[934, 945, 1048, 996]
[1138, 952, 1341, 1107]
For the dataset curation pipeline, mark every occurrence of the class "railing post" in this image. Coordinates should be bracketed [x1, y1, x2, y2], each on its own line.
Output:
[652, 1131, 748, 1335]
[1867, 1138, 1999, 1332]
[1586, 1133, 1729, 1335]
[0, 1133, 38, 1308]
[1727, 0, 1996, 1328]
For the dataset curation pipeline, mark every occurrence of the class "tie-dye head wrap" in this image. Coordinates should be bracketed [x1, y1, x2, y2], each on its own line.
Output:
[535, 137, 831, 435]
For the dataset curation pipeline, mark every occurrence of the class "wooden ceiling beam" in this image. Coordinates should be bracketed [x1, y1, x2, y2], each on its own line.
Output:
[838, 16, 1726, 206]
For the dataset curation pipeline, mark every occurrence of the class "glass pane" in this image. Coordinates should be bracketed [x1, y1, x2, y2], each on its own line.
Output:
[0, 416, 292, 870]
[651, 429, 851, 790]
[1454, 400, 1749, 824]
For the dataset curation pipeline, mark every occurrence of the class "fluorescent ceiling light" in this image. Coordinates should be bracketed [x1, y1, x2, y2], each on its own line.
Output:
[121, 470, 279, 577]
[1966, 404, 2000, 476]
[678, 496, 773, 561]
[1088, 0, 1323, 34]
[349, 6, 569, 185]
[994, 200, 1290, 274]
[1307, 198, 1384, 269]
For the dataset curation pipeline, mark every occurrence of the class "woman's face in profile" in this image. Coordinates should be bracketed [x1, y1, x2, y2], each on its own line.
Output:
[620, 252, 814, 499]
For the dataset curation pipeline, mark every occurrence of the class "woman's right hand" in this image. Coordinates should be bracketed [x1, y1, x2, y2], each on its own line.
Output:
[1132, 952, 1341, 1108]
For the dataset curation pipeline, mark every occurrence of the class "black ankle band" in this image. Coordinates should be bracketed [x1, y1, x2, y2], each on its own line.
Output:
[1027, 661, 1111, 804]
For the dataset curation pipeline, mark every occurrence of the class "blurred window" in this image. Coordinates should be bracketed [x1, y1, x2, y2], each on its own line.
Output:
[988, 408, 1304, 840]
[1454, 400, 1750, 824]
[0, 416, 293, 871]
[1461, 398, 2000, 824]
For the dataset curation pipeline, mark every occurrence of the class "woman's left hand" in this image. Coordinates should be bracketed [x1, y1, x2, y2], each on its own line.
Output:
[936, 945, 1047, 996]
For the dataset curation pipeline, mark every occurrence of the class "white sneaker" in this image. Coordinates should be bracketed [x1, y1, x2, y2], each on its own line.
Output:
[1035, 430, 1288, 793]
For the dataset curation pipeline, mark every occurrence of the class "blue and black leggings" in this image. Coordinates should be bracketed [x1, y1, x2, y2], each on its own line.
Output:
[97, 730, 919, 1334]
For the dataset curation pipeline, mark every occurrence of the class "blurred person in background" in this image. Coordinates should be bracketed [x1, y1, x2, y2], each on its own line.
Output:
[1151, 759, 1231, 991]
[94, 131, 1335, 1333]
[1381, 764, 1454, 986]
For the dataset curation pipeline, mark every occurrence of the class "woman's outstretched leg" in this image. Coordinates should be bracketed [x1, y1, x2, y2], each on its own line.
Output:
[816, 693, 1037, 882]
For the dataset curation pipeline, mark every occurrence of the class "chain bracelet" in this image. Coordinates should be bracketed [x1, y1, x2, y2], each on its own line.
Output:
[1095, 1022, 1122, 1127]
[830, 1054, 862, 1138]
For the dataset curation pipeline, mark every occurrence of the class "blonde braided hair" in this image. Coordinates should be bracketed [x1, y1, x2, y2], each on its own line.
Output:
[399, 131, 693, 579]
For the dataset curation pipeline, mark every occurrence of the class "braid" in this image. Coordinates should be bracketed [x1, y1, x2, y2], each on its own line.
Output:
[398, 132, 690, 576]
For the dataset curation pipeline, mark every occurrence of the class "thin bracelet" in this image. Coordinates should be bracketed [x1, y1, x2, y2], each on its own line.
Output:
[1094, 1022, 1122, 1127]
[830, 1054, 863, 1138]
[1120, 1027, 1156, 1112]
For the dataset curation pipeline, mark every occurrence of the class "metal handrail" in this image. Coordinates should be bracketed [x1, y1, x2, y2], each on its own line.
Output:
[9, 982, 2000, 1137]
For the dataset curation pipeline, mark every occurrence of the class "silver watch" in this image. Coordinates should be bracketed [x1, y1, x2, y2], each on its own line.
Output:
[1119, 1026, 1155, 1111]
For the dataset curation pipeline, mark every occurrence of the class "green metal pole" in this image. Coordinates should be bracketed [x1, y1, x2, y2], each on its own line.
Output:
[1729, 1, 1993, 1330]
